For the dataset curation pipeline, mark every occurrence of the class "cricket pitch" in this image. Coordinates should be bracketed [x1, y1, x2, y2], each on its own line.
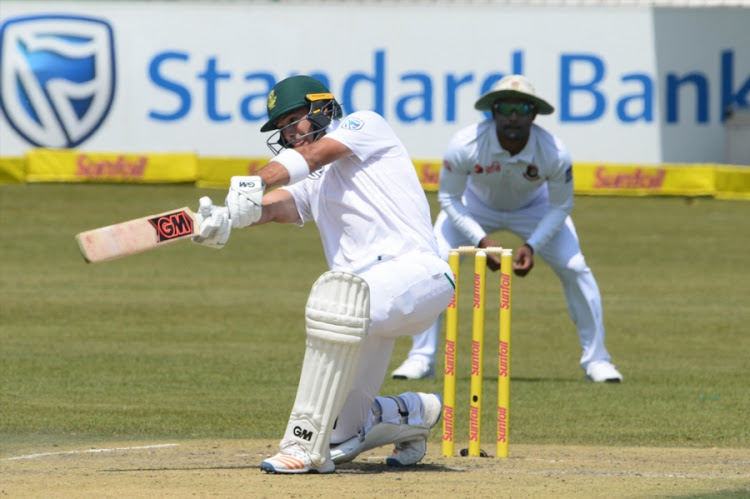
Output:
[3, 440, 748, 498]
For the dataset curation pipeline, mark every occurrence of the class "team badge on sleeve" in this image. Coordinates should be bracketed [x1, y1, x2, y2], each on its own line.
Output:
[341, 117, 364, 130]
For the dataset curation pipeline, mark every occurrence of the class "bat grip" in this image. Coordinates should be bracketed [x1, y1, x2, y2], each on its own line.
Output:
[199, 197, 213, 218]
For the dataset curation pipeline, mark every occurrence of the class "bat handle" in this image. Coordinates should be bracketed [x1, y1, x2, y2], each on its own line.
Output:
[198, 196, 213, 218]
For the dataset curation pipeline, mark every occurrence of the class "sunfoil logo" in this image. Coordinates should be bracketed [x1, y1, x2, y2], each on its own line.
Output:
[0, 14, 116, 148]
[146, 49, 748, 126]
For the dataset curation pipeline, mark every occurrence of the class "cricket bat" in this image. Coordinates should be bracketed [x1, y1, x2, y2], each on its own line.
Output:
[75, 207, 199, 263]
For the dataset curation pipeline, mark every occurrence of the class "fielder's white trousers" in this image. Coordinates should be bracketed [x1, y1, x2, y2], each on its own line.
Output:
[329, 252, 454, 444]
[407, 190, 612, 372]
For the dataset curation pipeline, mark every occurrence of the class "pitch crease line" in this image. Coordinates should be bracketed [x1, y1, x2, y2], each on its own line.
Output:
[2, 443, 179, 461]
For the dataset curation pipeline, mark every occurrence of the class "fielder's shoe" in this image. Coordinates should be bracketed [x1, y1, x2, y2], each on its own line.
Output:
[585, 361, 624, 383]
[391, 356, 435, 380]
[386, 392, 442, 467]
[260, 442, 335, 474]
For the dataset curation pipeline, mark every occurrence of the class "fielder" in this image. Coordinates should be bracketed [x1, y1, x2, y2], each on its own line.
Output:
[192, 75, 454, 473]
[391, 74, 623, 384]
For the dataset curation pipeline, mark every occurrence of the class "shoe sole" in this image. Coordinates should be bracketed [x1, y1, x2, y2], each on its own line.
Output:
[260, 461, 334, 474]
[586, 376, 623, 383]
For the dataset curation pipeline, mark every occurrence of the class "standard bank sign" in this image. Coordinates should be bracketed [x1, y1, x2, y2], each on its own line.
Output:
[0, 14, 116, 148]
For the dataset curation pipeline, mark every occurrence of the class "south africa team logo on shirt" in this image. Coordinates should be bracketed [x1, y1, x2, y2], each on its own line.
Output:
[341, 117, 364, 130]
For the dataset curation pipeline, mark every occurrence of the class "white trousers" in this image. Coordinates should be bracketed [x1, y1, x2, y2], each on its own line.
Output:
[407, 193, 612, 372]
[329, 252, 454, 444]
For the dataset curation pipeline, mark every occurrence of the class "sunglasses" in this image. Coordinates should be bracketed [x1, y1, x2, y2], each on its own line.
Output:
[493, 102, 535, 116]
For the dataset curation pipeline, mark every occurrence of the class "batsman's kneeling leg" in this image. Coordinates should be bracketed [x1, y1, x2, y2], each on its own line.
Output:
[278, 271, 370, 467]
[331, 392, 442, 465]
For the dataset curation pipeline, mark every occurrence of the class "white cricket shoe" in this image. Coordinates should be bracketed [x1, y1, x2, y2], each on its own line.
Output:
[585, 361, 624, 383]
[260, 442, 335, 474]
[391, 356, 435, 380]
[385, 392, 442, 467]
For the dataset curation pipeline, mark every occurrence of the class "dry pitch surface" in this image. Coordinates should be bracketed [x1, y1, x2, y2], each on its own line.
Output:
[2, 440, 748, 498]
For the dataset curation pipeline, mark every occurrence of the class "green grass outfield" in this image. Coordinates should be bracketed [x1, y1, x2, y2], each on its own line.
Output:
[1, 184, 748, 454]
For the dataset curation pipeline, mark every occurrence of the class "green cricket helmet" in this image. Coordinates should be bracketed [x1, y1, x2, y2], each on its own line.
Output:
[261, 75, 343, 140]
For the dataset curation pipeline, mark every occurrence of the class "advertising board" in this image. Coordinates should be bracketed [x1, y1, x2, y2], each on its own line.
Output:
[1, 3, 748, 163]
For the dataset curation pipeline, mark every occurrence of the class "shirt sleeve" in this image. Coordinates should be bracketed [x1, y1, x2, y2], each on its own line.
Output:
[525, 145, 574, 251]
[325, 111, 393, 162]
[437, 136, 487, 245]
[281, 182, 310, 227]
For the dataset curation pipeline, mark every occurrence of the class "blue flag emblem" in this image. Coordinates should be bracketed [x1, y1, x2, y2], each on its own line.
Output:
[341, 117, 364, 130]
[0, 14, 116, 148]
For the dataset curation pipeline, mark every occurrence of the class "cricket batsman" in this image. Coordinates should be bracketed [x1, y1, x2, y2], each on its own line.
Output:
[192, 75, 455, 473]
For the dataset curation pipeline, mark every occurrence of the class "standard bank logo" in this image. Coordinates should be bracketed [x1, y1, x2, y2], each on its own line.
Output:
[0, 14, 116, 148]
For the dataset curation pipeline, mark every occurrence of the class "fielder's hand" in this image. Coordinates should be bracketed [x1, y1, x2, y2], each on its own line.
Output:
[192, 196, 232, 249]
[513, 243, 535, 277]
[478, 236, 502, 272]
[226, 176, 265, 228]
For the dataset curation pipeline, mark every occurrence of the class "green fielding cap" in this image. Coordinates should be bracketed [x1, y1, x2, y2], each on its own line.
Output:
[260, 76, 335, 132]
[474, 74, 554, 115]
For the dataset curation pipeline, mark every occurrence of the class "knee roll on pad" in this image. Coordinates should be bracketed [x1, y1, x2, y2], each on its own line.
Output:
[305, 271, 370, 343]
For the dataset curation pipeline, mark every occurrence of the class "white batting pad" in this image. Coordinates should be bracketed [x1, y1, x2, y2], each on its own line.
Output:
[281, 271, 370, 466]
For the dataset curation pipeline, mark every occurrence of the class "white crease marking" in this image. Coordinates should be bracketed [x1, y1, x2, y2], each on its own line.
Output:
[2, 443, 179, 461]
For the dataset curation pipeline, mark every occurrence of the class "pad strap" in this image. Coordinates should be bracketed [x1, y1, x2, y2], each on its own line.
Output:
[388, 396, 410, 425]
[371, 398, 383, 424]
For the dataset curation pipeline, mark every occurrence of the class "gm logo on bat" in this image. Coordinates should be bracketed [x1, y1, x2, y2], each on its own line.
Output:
[0, 14, 116, 148]
[148, 210, 194, 243]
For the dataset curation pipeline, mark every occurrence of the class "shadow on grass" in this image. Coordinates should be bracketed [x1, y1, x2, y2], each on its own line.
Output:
[103, 462, 460, 474]
[337, 462, 461, 474]
[104, 466, 257, 472]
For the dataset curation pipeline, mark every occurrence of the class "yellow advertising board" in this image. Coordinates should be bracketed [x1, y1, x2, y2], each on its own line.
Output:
[25, 149, 198, 183]
[0, 157, 26, 183]
[3, 150, 748, 200]
[714, 166, 750, 200]
[197, 157, 269, 189]
[573, 163, 716, 197]
[413, 159, 442, 192]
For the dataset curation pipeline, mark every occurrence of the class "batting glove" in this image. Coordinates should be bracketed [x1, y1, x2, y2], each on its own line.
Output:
[226, 176, 265, 228]
[192, 196, 232, 249]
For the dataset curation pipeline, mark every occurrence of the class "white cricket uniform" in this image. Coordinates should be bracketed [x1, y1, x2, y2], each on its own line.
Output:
[284, 110, 454, 443]
[408, 119, 612, 371]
